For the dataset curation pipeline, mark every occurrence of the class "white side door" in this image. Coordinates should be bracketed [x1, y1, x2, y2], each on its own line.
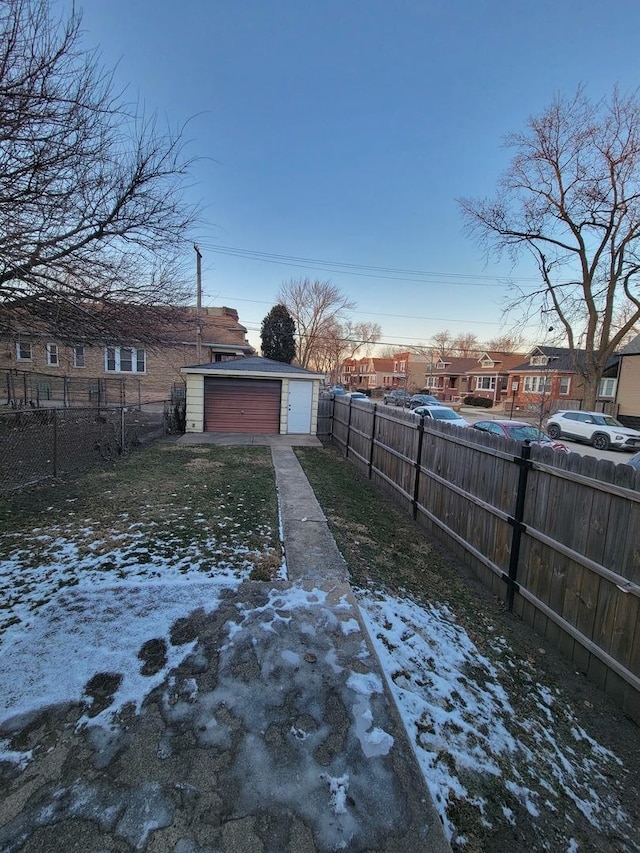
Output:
[287, 380, 312, 433]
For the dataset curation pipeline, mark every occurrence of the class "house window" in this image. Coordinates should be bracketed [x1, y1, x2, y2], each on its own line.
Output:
[530, 355, 549, 366]
[46, 344, 59, 367]
[559, 376, 571, 395]
[523, 376, 551, 393]
[105, 346, 146, 373]
[399, 360, 406, 372]
[475, 376, 496, 390]
[598, 377, 617, 398]
[480, 358, 495, 368]
[424, 377, 441, 388]
[16, 342, 32, 361]
[73, 346, 85, 368]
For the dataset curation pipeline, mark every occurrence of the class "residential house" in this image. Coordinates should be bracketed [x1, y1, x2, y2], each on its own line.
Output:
[464, 351, 529, 407]
[505, 346, 620, 417]
[424, 355, 480, 401]
[504, 347, 583, 416]
[339, 357, 395, 393]
[389, 351, 431, 394]
[338, 358, 358, 389]
[0, 304, 254, 406]
[614, 335, 640, 429]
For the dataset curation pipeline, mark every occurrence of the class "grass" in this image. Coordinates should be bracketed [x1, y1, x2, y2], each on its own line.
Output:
[0, 442, 283, 630]
[295, 444, 502, 631]
[295, 444, 640, 851]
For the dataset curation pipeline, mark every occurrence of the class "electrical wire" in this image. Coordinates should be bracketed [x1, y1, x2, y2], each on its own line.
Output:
[195, 242, 538, 288]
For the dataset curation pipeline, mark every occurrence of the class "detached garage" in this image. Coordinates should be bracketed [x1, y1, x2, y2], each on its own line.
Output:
[182, 356, 322, 435]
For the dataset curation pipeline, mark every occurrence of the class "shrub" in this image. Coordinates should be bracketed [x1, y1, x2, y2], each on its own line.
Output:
[463, 395, 493, 408]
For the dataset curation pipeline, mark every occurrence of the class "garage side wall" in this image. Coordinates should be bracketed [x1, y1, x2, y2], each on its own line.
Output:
[280, 379, 289, 433]
[185, 374, 204, 433]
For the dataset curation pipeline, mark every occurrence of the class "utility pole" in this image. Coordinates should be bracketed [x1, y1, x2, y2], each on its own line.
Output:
[194, 244, 203, 364]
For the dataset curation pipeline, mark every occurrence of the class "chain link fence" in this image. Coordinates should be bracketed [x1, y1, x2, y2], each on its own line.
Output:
[0, 402, 177, 495]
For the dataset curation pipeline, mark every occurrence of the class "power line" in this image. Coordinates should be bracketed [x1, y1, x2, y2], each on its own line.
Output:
[214, 296, 502, 327]
[242, 323, 513, 351]
[196, 242, 539, 288]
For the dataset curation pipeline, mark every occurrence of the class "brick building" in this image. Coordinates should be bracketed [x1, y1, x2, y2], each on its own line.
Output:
[0, 304, 254, 406]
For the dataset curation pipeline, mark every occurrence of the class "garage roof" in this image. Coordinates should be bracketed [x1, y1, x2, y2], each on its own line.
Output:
[181, 355, 322, 378]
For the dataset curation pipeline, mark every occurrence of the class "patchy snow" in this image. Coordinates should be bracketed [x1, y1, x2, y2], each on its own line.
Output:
[357, 589, 637, 848]
[0, 517, 637, 850]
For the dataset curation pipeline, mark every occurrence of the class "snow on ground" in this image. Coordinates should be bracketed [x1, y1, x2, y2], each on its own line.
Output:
[1, 520, 637, 850]
[357, 589, 636, 848]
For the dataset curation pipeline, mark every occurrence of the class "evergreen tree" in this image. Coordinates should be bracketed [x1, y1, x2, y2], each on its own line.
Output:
[261, 304, 296, 363]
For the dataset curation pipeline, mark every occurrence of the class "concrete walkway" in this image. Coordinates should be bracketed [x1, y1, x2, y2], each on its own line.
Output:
[0, 438, 450, 853]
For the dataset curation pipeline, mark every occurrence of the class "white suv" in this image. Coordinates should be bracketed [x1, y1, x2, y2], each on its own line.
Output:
[546, 411, 640, 451]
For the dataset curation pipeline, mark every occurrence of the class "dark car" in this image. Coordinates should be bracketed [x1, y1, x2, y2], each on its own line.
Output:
[472, 420, 568, 451]
[409, 394, 439, 409]
[383, 389, 410, 406]
[413, 406, 469, 427]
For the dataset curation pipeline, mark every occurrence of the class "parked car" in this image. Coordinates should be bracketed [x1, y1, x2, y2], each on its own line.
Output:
[409, 394, 439, 409]
[412, 406, 469, 427]
[546, 411, 640, 451]
[383, 389, 410, 406]
[472, 420, 568, 451]
[345, 391, 371, 402]
[626, 452, 640, 470]
[327, 386, 347, 399]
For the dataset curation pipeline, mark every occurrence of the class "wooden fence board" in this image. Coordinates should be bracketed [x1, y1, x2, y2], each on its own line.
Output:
[325, 405, 640, 723]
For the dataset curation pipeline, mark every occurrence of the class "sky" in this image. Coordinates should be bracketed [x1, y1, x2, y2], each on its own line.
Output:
[67, 0, 640, 354]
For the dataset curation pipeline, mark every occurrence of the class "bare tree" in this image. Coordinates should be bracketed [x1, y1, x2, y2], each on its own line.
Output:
[452, 333, 480, 357]
[312, 319, 382, 381]
[485, 334, 524, 353]
[277, 278, 356, 369]
[0, 0, 198, 341]
[431, 330, 452, 356]
[460, 87, 640, 408]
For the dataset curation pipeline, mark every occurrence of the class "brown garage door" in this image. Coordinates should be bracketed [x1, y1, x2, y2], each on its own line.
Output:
[204, 378, 281, 433]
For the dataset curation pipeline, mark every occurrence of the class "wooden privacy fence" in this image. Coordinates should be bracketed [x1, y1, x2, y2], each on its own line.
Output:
[323, 396, 640, 724]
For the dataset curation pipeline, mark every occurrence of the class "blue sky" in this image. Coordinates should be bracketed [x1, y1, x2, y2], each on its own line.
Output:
[73, 0, 640, 352]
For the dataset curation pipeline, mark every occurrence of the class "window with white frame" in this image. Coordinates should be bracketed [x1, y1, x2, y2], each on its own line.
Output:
[523, 375, 551, 393]
[530, 355, 549, 366]
[598, 377, 617, 398]
[73, 345, 85, 368]
[46, 344, 59, 366]
[480, 358, 495, 368]
[424, 377, 441, 388]
[105, 346, 146, 373]
[475, 376, 496, 390]
[399, 360, 406, 372]
[16, 341, 32, 360]
[559, 376, 571, 395]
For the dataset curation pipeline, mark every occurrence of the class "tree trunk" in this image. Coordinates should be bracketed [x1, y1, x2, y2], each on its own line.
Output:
[582, 374, 599, 411]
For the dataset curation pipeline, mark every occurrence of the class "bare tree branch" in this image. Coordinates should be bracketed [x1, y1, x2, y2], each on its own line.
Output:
[0, 0, 199, 341]
[459, 86, 640, 406]
[277, 278, 357, 369]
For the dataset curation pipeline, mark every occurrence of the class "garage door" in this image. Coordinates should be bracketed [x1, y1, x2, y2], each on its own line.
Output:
[204, 378, 281, 433]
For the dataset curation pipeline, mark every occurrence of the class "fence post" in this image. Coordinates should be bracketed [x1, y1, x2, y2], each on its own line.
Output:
[368, 404, 377, 478]
[412, 415, 425, 520]
[506, 441, 532, 611]
[345, 399, 353, 458]
[120, 406, 126, 449]
[52, 409, 58, 478]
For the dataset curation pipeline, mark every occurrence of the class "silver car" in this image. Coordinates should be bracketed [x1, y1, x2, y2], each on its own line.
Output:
[546, 411, 640, 451]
